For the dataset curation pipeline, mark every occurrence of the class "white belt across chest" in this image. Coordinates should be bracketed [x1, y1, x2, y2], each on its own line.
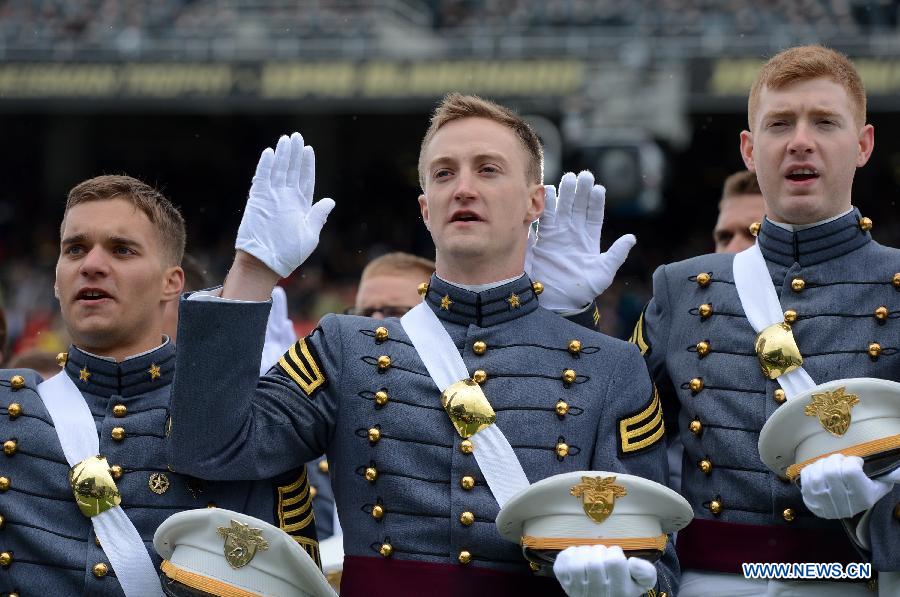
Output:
[37, 372, 163, 596]
[733, 242, 816, 400]
[400, 303, 530, 507]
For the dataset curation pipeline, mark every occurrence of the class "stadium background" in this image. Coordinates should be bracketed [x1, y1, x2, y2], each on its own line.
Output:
[2, 0, 900, 356]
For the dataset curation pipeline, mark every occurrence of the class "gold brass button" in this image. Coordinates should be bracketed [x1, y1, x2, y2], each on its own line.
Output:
[3, 440, 16, 456]
[689, 420, 702, 435]
[783, 310, 797, 324]
[460, 439, 474, 454]
[9, 376, 24, 391]
[695, 341, 710, 358]
[377, 356, 391, 371]
[555, 401, 569, 416]
[207, 502, 217, 508]
[893, 273, 900, 288]
[374, 327, 389, 342]
[6, 403, 20, 419]
[556, 442, 569, 458]
[568, 340, 582, 355]
[460, 511, 475, 526]
[783, 508, 795, 522]
[875, 306, 889, 321]
[0, 477, 11, 491]
[0, 514, 4, 528]
[365, 467, 378, 482]
[372, 504, 384, 519]
[109, 465, 123, 480]
[56, 352, 68, 367]
[461, 476, 475, 490]
[699, 459, 713, 475]
[696, 272, 711, 287]
[379, 543, 393, 558]
[111, 427, 125, 441]
[773, 389, 786, 403]
[532, 281, 544, 295]
[93, 562, 108, 577]
[0, 551, 12, 566]
[417, 282, 429, 296]
[869, 343, 882, 359]
[374, 390, 389, 406]
[367, 427, 381, 443]
[473, 341, 487, 355]
[95, 535, 101, 546]
[689, 378, 704, 393]
[710, 499, 723, 515]
[791, 278, 805, 292]
[113, 404, 127, 418]
[472, 370, 487, 385]
[458, 550, 472, 564]
[562, 369, 577, 384]
[892, 502, 900, 520]
[698, 304, 712, 319]
[318, 460, 329, 474]
[859, 216, 873, 231]
[749, 222, 761, 237]
[310, 486, 318, 498]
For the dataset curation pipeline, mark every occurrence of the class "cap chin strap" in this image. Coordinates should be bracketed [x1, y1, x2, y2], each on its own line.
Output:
[37, 372, 162, 596]
[401, 304, 530, 507]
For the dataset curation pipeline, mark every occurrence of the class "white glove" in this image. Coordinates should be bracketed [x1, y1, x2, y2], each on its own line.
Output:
[260, 286, 298, 375]
[236, 132, 335, 278]
[800, 453, 900, 519]
[525, 171, 636, 311]
[553, 545, 657, 597]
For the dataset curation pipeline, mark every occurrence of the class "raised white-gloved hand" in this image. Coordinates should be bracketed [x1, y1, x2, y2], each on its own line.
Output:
[525, 171, 636, 311]
[800, 453, 900, 519]
[236, 132, 335, 278]
[259, 286, 298, 375]
[553, 545, 657, 597]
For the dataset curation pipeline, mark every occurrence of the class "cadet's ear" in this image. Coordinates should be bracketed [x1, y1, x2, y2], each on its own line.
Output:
[418, 194, 431, 231]
[162, 266, 185, 302]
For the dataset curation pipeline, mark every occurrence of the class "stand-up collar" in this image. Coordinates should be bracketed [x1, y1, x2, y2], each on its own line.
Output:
[423, 273, 540, 327]
[63, 341, 176, 398]
[757, 207, 871, 267]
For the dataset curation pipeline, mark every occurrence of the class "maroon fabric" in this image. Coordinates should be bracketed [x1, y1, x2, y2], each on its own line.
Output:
[340, 555, 567, 597]
[676, 518, 861, 574]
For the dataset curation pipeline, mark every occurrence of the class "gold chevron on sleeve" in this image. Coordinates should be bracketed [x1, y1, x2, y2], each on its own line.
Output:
[628, 309, 650, 356]
[276, 467, 320, 567]
[619, 385, 665, 454]
[277, 338, 326, 396]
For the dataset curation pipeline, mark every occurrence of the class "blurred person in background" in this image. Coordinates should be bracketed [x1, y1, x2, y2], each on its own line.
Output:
[167, 94, 675, 597]
[0, 174, 319, 595]
[347, 251, 436, 319]
[6, 348, 60, 378]
[713, 170, 768, 254]
[630, 45, 899, 595]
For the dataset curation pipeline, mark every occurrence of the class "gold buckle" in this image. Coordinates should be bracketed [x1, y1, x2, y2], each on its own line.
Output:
[441, 379, 496, 438]
[755, 322, 803, 379]
[69, 455, 121, 517]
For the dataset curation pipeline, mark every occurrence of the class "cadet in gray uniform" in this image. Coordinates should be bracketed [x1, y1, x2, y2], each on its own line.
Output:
[168, 95, 678, 596]
[0, 175, 318, 596]
[630, 46, 899, 595]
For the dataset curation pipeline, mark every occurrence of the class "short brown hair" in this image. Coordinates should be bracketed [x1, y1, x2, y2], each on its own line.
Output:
[361, 252, 435, 282]
[62, 175, 186, 266]
[721, 170, 762, 200]
[418, 93, 543, 189]
[748, 45, 866, 130]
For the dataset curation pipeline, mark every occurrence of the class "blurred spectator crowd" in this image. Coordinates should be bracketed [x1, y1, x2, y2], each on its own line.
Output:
[2, 0, 900, 53]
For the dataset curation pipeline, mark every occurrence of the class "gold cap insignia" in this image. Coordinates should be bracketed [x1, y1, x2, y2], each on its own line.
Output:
[570, 475, 628, 523]
[217, 520, 269, 569]
[755, 322, 803, 379]
[804, 386, 860, 437]
[440, 379, 496, 438]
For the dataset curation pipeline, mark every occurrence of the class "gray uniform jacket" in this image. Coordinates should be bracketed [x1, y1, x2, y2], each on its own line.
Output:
[0, 342, 319, 596]
[167, 274, 678, 595]
[634, 209, 899, 574]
